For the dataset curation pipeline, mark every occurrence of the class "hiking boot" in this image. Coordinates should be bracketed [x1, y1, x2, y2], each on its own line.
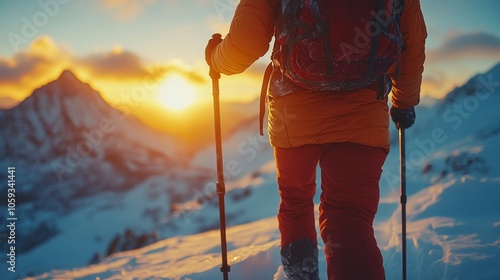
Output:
[280, 238, 319, 280]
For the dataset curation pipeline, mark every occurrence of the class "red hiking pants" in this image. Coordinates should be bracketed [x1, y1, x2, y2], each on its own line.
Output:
[275, 142, 387, 280]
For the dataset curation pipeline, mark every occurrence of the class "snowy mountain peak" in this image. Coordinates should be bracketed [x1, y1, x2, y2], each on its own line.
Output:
[10, 70, 114, 138]
[53, 69, 88, 91]
[441, 61, 500, 106]
[58, 69, 79, 82]
[40, 69, 97, 98]
[0, 68, 182, 161]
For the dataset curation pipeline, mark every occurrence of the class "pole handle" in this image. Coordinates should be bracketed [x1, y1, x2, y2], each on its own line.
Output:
[209, 34, 223, 80]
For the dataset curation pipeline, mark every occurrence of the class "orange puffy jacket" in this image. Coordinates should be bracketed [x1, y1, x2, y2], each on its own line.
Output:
[212, 0, 427, 151]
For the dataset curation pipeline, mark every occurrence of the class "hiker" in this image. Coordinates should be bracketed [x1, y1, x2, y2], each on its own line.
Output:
[206, 0, 426, 279]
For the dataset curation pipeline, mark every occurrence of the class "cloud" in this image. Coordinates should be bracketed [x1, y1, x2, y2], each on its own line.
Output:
[0, 36, 71, 92]
[0, 36, 57, 82]
[0, 35, 207, 100]
[102, 0, 155, 21]
[428, 32, 500, 62]
[0, 38, 155, 85]
[0, 36, 207, 84]
[77, 48, 151, 79]
[0, 53, 48, 83]
[77, 48, 207, 83]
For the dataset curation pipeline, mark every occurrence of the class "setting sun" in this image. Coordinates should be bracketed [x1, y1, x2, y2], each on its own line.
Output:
[158, 75, 196, 111]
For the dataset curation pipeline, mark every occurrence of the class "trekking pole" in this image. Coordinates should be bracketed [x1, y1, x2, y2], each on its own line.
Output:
[399, 127, 407, 280]
[209, 33, 230, 280]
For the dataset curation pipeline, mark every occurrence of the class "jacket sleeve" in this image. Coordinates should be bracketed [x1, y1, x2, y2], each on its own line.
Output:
[211, 0, 278, 75]
[390, 0, 427, 109]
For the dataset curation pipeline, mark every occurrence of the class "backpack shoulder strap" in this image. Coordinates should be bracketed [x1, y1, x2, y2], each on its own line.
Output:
[259, 62, 273, 136]
[393, 0, 406, 79]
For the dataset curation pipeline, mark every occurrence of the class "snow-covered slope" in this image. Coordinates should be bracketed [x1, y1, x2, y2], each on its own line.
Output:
[29, 216, 284, 280]
[5, 62, 500, 279]
[378, 62, 500, 279]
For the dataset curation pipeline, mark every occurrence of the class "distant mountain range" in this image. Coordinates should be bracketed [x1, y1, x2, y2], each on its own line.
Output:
[0, 70, 213, 277]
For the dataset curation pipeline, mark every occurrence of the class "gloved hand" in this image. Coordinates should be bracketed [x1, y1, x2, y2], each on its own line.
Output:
[390, 106, 416, 129]
[205, 33, 223, 79]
